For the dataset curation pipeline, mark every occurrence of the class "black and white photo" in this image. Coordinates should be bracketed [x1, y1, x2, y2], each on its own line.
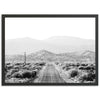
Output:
[2, 14, 98, 85]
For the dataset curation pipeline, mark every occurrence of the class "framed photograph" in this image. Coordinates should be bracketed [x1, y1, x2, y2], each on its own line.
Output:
[2, 14, 98, 86]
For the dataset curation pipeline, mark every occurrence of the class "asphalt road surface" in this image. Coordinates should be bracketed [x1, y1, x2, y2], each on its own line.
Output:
[39, 64, 65, 83]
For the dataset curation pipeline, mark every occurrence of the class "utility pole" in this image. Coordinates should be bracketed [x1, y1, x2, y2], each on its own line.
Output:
[24, 52, 26, 66]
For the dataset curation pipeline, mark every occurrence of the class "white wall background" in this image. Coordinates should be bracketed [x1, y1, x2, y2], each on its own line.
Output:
[0, 0, 99, 100]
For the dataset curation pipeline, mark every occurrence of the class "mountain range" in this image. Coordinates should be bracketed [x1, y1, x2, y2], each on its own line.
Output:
[5, 36, 95, 55]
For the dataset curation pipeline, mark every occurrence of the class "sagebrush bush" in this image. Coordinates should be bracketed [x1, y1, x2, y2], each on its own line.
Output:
[22, 71, 36, 78]
[6, 69, 19, 78]
[70, 70, 79, 78]
[12, 72, 23, 78]
[12, 71, 37, 79]
[81, 73, 95, 82]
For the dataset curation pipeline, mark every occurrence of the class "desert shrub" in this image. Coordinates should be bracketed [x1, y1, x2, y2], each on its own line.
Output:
[14, 63, 23, 66]
[35, 62, 45, 66]
[22, 72, 32, 78]
[39, 62, 45, 66]
[66, 67, 71, 71]
[12, 72, 23, 78]
[14, 66, 20, 70]
[76, 63, 80, 67]
[70, 63, 79, 67]
[79, 67, 91, 70]
[6, 65, 13, 70]
[31, 71, 37, 78]
[6, 73, 11, 79]
[24, 64, 32, 68]
[70, 70, 79, 78]
[26, 63, 31, 65]
[91, 67, 95, 70]
[62, 66, 66, 70]
[6, 63, 11, 65]
[12, 69, 19, 74]
[89, 69, 95, 73]
[79, 67, 84, 70]
[22, 71, 36, 78]
[6, 68, 19, 78]
[12, 71, 37, 79]
[85, 67, 91, 70]
[79, 66, 95, 73]
[81, 64, 88, 66]
[81, 73, 96, 82]
[55, 62, 59, 65]
[22, 67, 29, 70]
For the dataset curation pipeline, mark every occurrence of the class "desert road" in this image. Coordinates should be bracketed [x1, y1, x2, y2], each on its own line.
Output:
[36, 64, 65, 83]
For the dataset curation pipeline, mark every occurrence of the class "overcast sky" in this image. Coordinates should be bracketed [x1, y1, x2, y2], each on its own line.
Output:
[5, 18, 95, 40]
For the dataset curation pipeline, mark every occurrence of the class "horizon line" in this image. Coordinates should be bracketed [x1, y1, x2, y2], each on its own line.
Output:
[5, 49, 95, 55]
[5, 36, 95, 41]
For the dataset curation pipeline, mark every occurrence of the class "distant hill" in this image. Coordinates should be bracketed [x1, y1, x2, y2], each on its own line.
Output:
[81, 50, 95, 56]
[27, 50, 56, 61]
[5, 50, 95, 63]
[79, 50, 95, 62]
[5, 36, 95, 55]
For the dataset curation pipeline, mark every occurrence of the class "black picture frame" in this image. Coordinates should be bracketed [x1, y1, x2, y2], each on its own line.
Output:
[1, 14, 98, 86]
